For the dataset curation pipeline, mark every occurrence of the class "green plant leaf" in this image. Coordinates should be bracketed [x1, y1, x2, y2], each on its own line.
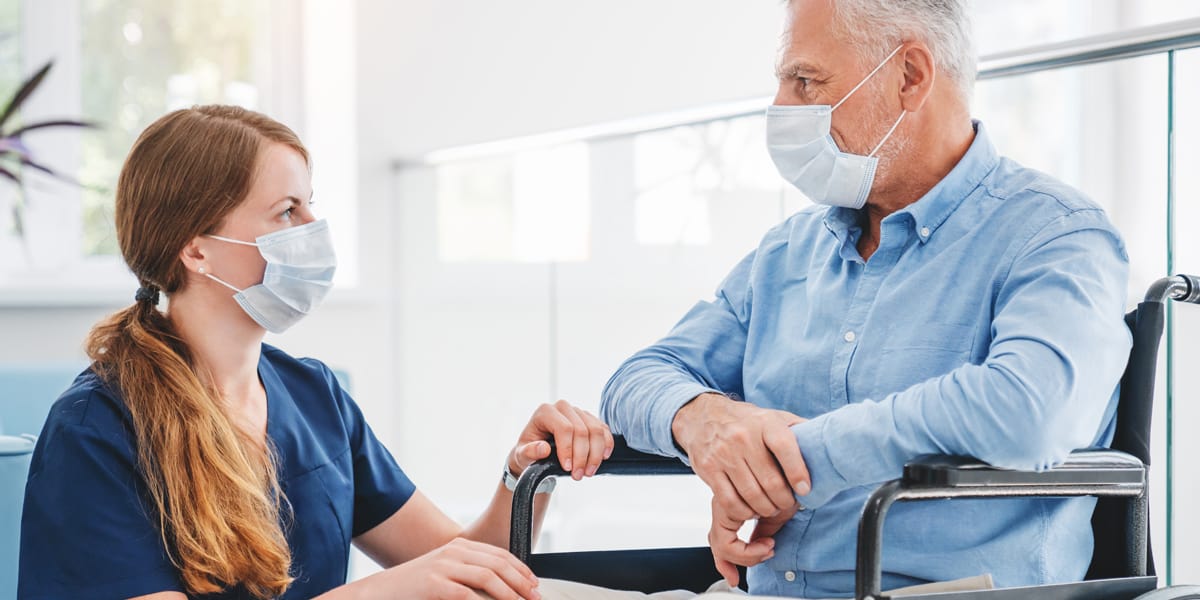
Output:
[0, 61, 52, 131]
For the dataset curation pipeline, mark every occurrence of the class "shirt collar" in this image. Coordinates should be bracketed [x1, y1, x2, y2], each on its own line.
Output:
[822, 119, 998, 245]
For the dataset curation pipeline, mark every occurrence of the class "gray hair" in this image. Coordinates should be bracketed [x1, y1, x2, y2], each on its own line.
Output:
[829, 0, 976, 102]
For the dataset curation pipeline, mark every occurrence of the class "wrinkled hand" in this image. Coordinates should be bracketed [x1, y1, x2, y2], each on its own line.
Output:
[509, 400, 614, 481]
[388, 537, 541, 599]
[672, 393, 809, 522]
[709, 496, 800, 587]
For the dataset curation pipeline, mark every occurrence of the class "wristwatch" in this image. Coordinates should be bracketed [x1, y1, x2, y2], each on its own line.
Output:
[503, 465, 557, 494]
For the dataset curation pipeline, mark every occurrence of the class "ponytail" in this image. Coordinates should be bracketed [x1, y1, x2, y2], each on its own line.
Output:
[86, 291, 293, 598]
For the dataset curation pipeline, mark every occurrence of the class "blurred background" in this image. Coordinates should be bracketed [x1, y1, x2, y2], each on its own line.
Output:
[0, 0, 1198, 587]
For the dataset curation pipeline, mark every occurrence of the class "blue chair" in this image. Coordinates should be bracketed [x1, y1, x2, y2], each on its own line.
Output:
[0, 435, 36, 600]
[0, 364, 81, 600]
[0, 364, 84, 437]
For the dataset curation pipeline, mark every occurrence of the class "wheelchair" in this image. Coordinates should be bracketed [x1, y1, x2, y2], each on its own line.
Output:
[510, 274, 1200, 599]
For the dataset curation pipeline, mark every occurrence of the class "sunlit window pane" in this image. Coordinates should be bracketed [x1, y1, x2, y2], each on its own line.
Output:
[78, 0, 271, 256]
[436, 143, 590, 263]
[633, 114, 789, 246]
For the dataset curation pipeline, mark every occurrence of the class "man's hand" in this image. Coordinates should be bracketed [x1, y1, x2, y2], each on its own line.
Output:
[709, 497, 800, 587]
[672, 393, 809, 522]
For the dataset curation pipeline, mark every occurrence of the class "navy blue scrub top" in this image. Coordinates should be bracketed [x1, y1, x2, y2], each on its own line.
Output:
[18, 344, 416, 600]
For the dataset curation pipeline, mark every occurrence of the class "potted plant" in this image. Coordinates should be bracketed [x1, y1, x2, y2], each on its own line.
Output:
[0, 61, 95, 238]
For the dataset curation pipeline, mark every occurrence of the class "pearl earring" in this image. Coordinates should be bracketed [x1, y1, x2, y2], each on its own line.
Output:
[198, 267, 206, 274]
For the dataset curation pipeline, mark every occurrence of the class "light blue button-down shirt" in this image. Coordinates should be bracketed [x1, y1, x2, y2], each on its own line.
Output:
[601, 121, 1131, 598]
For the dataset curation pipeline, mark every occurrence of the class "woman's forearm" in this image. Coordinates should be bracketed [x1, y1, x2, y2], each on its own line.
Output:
[463, 480, 552, 550]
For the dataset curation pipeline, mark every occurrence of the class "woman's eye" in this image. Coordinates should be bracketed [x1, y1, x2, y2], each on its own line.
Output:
[281, 207, 294, 220]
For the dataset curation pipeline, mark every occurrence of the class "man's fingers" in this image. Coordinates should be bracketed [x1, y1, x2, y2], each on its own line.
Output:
[714, 556, 741, 588]
[725, 456, 784, 517]
[709, 502, 775, 568]
[712, 531, 776, 567]
[763, 423, 811, 496]
[769, 408, 806, 428]
[712, 474, 757, 522]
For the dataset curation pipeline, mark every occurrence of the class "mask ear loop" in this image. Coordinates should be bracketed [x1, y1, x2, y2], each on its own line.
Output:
[203, 271, 244, 293]
[207, 234, 259, 247]
[832, 44, 905, 112]
[869, 110, 906, 157]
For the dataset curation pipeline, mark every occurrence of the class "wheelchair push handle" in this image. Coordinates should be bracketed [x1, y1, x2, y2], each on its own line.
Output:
[1146, 273, 1200, 304]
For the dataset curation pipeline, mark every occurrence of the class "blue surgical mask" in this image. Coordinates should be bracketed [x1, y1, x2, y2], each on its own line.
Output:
[204, 219, 337, 333]
[766, 45, 905, 209]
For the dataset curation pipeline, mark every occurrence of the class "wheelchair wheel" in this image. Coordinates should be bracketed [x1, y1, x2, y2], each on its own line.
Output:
[1134, 585, 1200, 599]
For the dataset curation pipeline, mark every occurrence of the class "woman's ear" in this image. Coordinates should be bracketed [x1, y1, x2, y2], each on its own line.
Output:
[178, 236, 210, 276]
[898, 43, 936, 112]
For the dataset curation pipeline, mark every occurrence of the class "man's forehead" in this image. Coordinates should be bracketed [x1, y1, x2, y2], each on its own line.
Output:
[779, 0, 849, 68]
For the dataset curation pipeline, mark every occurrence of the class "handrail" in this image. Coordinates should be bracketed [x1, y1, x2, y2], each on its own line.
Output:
[404, 17, 1200, 166]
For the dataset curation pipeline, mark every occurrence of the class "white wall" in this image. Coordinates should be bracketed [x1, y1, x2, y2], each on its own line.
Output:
[352, 0, 790, 555]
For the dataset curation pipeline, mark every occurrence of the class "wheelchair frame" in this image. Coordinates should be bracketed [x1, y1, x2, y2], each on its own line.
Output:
[510, 274, 1200, 600]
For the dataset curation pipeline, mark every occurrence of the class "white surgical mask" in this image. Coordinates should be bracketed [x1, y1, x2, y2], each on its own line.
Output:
[204, 219, 337, 333]
[766, 45, 905, 209]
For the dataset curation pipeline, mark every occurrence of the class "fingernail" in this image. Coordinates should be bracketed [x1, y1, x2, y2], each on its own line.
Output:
[604, 447, 613, 459]
[573, 468, 584, 480]
[586, 464, 598, 477]
[796, 480, 811, 495]
[563, 458, 572, 471]
[766, 550, 775, 559]
[531, 588, 541, 600]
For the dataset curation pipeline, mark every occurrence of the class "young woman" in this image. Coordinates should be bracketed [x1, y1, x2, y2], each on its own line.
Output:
[17, 105, 614, 600]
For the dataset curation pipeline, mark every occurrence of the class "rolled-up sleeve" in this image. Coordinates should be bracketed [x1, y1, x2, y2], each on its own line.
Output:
[601, 250, 758, 461]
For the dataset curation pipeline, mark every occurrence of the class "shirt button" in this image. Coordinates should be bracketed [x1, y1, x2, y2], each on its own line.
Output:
[920, 226, 931, 238]
[784, 570, 797, 582]
[844, 331, 856, 343]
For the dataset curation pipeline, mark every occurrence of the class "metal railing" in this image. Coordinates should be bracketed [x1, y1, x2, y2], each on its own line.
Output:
[409, 17, 1200, 166]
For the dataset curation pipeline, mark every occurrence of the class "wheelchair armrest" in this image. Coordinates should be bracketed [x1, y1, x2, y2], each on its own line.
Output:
[903, 448, 1145, 488]
[510, 436, 693, 562]
[592, 435, 694, 476]
[857, 449, 1148, 599]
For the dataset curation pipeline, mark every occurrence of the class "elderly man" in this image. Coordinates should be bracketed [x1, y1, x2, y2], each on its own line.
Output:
[600, 0, 1130, 597]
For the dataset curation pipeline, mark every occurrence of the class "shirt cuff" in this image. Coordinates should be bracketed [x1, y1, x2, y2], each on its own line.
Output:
[647, 382, 722, 466]
[791, 416, 850, 510]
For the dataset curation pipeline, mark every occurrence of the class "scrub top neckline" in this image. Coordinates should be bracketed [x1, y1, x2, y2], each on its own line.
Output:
[257, 350, 279, 447]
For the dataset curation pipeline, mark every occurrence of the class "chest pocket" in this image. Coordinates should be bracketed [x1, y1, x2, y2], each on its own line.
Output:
[281, 448, 354, 595]
[873, 322, 976, 395]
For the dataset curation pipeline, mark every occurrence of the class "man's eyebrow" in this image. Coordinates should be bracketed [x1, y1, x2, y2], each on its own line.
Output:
[775, 59, 822, 80]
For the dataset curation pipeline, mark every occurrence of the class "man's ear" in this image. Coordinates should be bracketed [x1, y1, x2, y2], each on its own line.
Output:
[179, 236, 210, 276]
[898, 43, 936, 112]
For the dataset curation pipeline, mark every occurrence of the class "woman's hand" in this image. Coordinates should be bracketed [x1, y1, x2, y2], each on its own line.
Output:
[509, 400, 614, 481]
[384, 537, 542, 600]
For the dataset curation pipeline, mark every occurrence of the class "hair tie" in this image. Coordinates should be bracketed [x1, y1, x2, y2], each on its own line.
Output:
[135, 285, 161, 305]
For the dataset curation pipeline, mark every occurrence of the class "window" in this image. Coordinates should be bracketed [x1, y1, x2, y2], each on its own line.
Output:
[436, 143, 590, 263]
[0, 0, 357, 299]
